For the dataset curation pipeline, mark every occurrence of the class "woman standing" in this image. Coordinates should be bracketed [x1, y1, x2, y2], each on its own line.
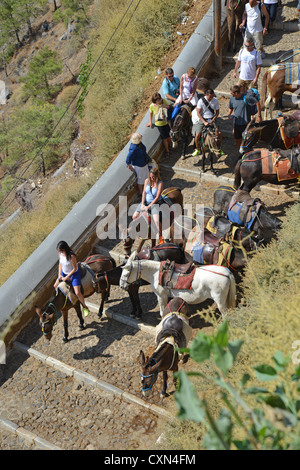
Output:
[54, 241, 90, 317]
[146, 92, 172, 157]
[178, 67, 198, 107]
[126, 133, 150, 194]
[132, 167, 164, 241]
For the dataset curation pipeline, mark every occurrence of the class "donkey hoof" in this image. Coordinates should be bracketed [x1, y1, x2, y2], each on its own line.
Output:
[135, 314, 142, 321]
[63, 336, 69, 343]
[79, 324, 85, 331]
[98, 312, 103, 319]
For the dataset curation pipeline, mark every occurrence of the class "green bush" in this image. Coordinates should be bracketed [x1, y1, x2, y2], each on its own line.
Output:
[175, 321, 300, 450]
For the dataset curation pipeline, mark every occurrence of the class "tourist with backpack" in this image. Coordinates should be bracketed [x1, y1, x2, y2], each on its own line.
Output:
[233, 38, 262, 90]
[240, 0, 269, 58]
[228, 84, 261, 149]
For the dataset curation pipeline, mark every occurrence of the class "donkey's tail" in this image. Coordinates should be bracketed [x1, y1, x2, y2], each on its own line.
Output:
[226, 271, 236, 309]
[234, 159, 242, 189]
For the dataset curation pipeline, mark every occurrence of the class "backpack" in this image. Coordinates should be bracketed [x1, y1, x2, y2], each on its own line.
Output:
[243, 88, 260, 115]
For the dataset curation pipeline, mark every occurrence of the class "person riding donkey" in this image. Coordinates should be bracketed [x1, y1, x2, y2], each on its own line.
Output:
[192, 88, 224, 157]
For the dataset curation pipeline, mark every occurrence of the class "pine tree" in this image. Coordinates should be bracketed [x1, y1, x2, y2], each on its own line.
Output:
[21, 46, 63, 100]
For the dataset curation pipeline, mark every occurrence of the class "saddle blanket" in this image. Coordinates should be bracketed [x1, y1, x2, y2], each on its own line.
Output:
[285, 62, 300, 85]
[155, 313, 192, 350]
[261, 149, 299, 181]
[185, 225, 202, 254]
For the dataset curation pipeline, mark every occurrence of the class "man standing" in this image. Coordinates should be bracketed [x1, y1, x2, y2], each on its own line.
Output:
[228, 84, 259, 149]
[162, 68, 180, 105]
[233, 38, 262, 90]
[240, 0, 269, 58]
[192, 88, 222, 156]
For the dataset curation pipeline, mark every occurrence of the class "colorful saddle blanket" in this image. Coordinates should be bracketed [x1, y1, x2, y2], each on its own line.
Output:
[285, 62, 300, 85]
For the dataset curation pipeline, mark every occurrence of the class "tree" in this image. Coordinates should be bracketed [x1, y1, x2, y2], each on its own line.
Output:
[21, 47, 63, 100]
[3, 102, 72, 177]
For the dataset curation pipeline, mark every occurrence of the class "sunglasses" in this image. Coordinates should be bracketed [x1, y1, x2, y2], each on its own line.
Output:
[245, 44, 253, 48]
[168, 74, 174, 77]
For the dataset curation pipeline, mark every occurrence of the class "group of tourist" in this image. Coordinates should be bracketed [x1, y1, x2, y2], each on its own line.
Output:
[55, 1, 296, 313]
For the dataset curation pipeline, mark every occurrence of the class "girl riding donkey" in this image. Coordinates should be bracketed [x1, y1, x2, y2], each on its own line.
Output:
[54, 241, 90, 317]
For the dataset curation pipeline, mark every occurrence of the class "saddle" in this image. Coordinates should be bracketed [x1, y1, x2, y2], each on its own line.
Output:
[206, 215, 240, 242]
[227, 193, 262, 230]
[192, 231, 233, 267]
[57, 262, 95, 305]
[155, 312, 192, 349]
[158, 259, 195, 290]
[261, 148, 300, 181]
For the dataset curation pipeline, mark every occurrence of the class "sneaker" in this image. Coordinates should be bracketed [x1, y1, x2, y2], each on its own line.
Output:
[83, 308, 90, 317]
[192, 149, 201, 156]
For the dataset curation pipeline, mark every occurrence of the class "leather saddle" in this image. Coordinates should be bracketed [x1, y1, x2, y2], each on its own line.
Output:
[156, 313, 187, 349]
[207, 215, 233, 240]
[228, 192, 262, 228]
[159, 259, 194, 289]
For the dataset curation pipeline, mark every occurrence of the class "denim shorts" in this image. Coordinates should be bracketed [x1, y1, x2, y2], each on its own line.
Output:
[61, 269, 81, 287]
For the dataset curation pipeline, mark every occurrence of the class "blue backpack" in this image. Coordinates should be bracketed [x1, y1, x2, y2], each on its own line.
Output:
[243, 88, 260, 115]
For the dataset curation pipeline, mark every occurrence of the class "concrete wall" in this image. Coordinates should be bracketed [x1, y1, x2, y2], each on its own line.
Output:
[0, 1, 228, 346]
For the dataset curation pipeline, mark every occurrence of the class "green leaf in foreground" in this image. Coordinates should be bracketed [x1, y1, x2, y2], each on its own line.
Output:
[174, 370, 206, 423]
[254, 364, 278, 381]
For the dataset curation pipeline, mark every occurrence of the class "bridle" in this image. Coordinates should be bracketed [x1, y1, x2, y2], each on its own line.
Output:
[203, 126, 221, 153]
[141, 358, 159, 393]
[40, 303, 57, 336]
[240, 119, 282, 152]
[121, 261, 142, 288]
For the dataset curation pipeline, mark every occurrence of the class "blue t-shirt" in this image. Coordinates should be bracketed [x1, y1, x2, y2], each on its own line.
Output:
[162, 76, 180, 99]
[126, 142, 148, 167]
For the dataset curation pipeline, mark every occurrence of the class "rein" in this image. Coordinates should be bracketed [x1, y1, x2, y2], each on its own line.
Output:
[199, 265, 230, 278]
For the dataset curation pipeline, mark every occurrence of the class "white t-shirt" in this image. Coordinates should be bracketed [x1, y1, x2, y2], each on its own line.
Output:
[238, 47, 262, 80]
[245, 3, 263, 34]
[196, 96, 220, 120]
[263, 0, 278, 4]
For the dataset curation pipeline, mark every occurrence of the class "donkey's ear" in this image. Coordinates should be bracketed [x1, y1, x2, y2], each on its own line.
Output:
[35, 306, 42, 318]
[139, 350, 146, 366]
